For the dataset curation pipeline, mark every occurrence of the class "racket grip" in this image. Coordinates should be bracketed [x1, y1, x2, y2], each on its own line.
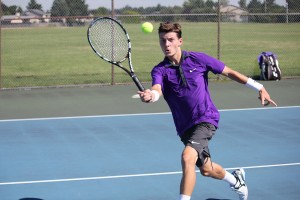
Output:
[132, 74, 145, 91]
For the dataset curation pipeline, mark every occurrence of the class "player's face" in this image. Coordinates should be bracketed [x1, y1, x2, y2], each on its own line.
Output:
[159, 32, 182, 60]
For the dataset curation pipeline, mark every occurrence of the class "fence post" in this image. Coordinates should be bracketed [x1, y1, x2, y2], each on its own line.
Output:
[111, 0, 115, 85]
[0, 0, 2, 89]
[286, 2, 289, 24]
[217, 0, 221, 80]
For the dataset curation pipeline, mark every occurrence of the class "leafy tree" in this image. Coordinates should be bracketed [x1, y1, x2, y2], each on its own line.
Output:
[286, 0, 300, 22]
[8, 6, 23, 15]
[247, 0, 262, 22]
[205, 0, 215, 8]
[119, 9, 140, 23]
[238, 0, 247, 9]
[182, 0, 216, 21]
[66, 0, 88, 16]
[286, 0, 300, 12]
[247, 0, 263, 13]
[90, 7, 110, 17]
[183, 0, 205, 14]
[159, 6, 183, 22]
[264, 0, 276, 12]
[51, 0, 88, 17]
[50, 0, 88, 25]
[1, 3, 8, 14]
[26, 0, 42, 10]
[1, 4, 23, 15]
[247, 0, 285, 22]
[51, 0, 70, 17]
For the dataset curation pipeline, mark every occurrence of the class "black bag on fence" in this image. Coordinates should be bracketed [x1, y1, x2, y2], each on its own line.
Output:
[258, 52, 282, 81]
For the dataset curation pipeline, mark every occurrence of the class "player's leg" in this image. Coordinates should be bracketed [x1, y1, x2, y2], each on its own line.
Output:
[180, 121, 248, 200]
[200, 157, 248, 200]
[179, 122, 216, 200]
[179, 145, 198, 198]
[199, 157, 226, 179]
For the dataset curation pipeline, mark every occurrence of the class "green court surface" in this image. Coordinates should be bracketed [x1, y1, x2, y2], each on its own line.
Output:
[0, 79, 299, 120]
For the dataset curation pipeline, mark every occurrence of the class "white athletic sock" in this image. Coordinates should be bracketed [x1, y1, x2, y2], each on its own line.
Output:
[222, 171, 237, 186]
[179, 194, 191, 200]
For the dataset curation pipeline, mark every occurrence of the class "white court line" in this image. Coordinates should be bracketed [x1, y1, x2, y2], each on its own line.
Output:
[0, 105, 299, 122]
[0, 162, 300, 186]
[0, 106, 299, 186]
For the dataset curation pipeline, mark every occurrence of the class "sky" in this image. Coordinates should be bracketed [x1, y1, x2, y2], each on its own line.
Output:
[2, 0, 287, 11]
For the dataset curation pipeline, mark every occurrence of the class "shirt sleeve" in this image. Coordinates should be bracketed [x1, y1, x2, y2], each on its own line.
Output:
[199, 53, 225, 74]
[151, 66, 164, 87]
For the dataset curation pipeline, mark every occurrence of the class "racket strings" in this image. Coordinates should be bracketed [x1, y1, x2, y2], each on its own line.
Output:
[89, 19, 129, 63]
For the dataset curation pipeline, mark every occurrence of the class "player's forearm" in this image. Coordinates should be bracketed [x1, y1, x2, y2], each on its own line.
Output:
[151, 84, 162, 96]
[222, 66, 249, 84]
[222, 66, 264, 92]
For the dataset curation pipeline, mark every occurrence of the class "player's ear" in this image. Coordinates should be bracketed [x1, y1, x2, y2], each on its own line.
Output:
[178, 38, 183, 46]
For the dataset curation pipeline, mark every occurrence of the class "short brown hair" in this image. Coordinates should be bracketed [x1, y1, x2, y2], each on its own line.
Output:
[158, 22, 182, 38]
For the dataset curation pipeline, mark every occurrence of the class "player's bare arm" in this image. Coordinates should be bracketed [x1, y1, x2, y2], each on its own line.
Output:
[222, 66, 277, 107]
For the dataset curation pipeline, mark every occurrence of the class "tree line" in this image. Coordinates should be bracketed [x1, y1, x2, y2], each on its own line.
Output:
[2, 0, 300, 23]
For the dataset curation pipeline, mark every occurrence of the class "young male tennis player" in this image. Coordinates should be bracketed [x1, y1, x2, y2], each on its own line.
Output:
[138, 22, 277, 200]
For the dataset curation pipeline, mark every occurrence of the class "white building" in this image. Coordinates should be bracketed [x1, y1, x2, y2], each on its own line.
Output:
[220, 5, 249, 22]
[1, 9, 51, 24]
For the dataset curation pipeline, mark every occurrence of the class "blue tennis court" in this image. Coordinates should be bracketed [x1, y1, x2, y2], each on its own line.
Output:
[0, 106, 299, 200]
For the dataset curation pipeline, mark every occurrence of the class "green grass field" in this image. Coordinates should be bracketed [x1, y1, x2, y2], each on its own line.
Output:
[2, 22, 300, 88]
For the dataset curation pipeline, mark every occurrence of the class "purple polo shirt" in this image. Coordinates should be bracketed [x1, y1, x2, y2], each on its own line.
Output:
[151, 51, 225, 136]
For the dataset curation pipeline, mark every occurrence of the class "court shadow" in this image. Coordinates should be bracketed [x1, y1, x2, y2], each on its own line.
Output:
[19, 198, 44, 200]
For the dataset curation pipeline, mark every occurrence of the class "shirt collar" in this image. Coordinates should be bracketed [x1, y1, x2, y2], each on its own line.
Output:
[164, 51, 190, 68]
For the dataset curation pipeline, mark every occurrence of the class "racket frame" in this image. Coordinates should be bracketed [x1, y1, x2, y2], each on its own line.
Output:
[87, 17, 145, 91]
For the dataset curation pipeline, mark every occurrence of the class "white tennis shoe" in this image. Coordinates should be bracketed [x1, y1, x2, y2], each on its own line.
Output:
[231, 168, 248, 200]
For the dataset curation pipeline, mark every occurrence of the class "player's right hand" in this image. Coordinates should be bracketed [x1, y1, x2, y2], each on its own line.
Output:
[137, 89, 152, 103]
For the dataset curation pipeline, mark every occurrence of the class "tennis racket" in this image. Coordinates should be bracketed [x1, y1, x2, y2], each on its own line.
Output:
[87, 17, 145, 91]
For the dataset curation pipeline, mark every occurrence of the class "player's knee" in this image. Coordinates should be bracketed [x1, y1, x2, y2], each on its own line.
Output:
[181, 150, 197, 167]
[200, 167, 212, 177]
[199, 158, 213, 177]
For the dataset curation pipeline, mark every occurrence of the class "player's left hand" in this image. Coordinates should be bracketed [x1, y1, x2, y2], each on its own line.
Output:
[258, 87, 277, 106]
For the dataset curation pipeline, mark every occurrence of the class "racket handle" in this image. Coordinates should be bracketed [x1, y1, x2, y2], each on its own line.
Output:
[132, 74, 145, 91]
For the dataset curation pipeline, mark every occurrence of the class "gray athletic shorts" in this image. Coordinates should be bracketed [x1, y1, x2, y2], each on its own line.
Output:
[180, 122, 217, 167]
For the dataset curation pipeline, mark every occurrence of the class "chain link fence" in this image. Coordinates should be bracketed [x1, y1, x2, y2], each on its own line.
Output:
[1, 1, 300, 89]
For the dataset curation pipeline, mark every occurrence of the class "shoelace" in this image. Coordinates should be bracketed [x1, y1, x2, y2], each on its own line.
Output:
[233, 171, 245, 189]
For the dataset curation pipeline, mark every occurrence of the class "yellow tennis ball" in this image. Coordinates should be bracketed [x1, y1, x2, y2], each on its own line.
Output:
[141, 22, 153, 34]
